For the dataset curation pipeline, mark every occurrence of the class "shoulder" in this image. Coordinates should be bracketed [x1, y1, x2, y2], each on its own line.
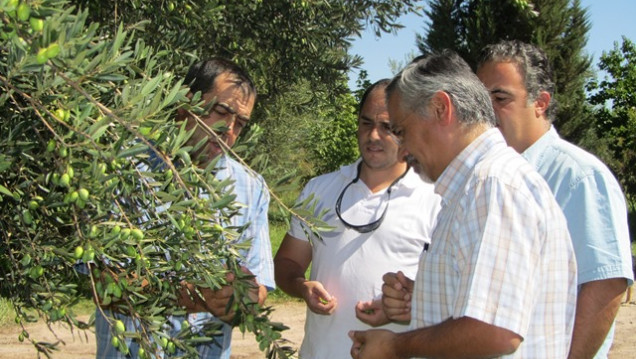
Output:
[475, 145, 540, 189]
[223, 156, 266, 184]
[535, 136, 620, 189]
[302, 163, 355, 193]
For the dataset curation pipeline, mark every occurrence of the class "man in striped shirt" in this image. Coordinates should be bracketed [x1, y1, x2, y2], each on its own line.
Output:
[349, 50, 577, 358]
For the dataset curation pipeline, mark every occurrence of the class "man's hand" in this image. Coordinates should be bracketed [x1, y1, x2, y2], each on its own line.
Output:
[349, 329, 399, 359]
[300, 280, 337, 315]
[356, 298, 390, 327]
[177, 266, 264, 324]
[382, 271, 413, 323]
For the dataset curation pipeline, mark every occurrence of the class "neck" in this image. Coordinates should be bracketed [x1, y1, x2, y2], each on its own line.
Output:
[359, 161, 408, 193]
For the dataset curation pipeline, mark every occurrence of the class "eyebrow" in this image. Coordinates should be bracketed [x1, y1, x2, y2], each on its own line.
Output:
[489, 88, 513, 96]
[216, 102, 250, 122]
[359, 115, 389, 123]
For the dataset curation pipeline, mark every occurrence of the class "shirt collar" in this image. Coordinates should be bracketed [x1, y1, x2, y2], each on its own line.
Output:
[522, 125, 558, 164]
[434, 128, 506, 203]
[341, 157, 419, 191]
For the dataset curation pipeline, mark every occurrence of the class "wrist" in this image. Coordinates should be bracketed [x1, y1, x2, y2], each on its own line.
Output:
[294, 277, 308, 298]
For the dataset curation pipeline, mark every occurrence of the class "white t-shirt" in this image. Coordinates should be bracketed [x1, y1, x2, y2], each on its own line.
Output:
[289, 159, 441, 359]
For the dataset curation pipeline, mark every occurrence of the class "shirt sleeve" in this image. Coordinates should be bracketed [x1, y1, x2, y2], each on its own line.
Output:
[244, 183, 275, 291]
[560, 170, 633, 286]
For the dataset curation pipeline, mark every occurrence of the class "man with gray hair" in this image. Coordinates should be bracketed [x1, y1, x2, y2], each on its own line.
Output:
[476, 40, 633, 359]
[349, 50, 577, 358]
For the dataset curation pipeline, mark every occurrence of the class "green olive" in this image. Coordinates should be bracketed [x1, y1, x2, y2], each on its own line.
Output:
[120, 228, 131, 239]
[45, 43, 60, 59]
[73, 246, 84, 259]
[114, 319, 125, 334]
[29, 17, 43, 32]
[131, 228, 144, 240]
[46, 139, 56, 152]
[16, 2, 30, 21]
[78, 188, 89, 201]
[22, 210, 33, 225]
[59, 173, 70, 187]
[36, 48, 47, 64]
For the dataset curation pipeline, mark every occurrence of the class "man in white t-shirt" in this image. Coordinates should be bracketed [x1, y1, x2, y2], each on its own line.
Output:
[274, 79, 441, 359]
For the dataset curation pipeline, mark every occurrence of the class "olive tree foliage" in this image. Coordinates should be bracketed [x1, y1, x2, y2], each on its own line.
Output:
[0, 0, 421, 357]
[417, 0, 594, 145]
[2, 1, 295, 358]
[587, 37, 636, 210]
[68, 0, 421, 182]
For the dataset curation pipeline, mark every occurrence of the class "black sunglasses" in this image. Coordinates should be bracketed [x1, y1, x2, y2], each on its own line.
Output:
[335, 162, 408, 233]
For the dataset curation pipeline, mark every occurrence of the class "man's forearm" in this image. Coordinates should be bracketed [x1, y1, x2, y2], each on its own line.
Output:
[273, 258, 307, 298]
[568, 278, 627, 359]
[393, 317, 522, 359]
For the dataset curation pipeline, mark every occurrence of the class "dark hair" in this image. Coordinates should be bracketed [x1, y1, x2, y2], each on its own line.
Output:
[387, 49, 496, 127]
[358, 78, 391, 115]
[477, 40, 557, 122]
[184, 57, 256, 99]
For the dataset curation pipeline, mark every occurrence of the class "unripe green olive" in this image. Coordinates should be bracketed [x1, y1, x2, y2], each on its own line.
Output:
[68, 191, 79, 203]
[45, 43, 60, 59]
[59, 173, 70, 187]
[73, 246, 84, 259]
[36, 48, 47, 64]
[120, 228, 131, 239]
[78, 188, 89, 201]
[114, 320, 125, 334]
[82, 248, 95, 262]
[29, 17, 43, 32]
[166, 341, 176, 354]
[46, 139, 56, 152]
[131, 228, 144, 240]
[16, 2, 30, 21]
[22, 210, 33, 225]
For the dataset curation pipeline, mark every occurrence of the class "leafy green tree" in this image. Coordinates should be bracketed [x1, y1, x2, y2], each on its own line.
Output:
[68, 0, 421, 180]
[0, 0, 419, 357]
[587, 37, 636, 210]
[417, 0, 593, 144]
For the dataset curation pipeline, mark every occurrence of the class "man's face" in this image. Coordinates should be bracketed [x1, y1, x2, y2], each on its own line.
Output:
[476, 61, 537, 152]
[357, 88, 401, 171]
[184, 72, 255, 164]
[387, 92, 436, 184]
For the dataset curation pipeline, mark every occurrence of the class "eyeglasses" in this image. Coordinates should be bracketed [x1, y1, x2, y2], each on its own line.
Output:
[335, 162, 409, 233]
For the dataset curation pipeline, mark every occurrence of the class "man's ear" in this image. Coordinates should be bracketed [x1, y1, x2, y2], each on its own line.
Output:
[534, 91, 551, 118]
[431, 91, 453, 126]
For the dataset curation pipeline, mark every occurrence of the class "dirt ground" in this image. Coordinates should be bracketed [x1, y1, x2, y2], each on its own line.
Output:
[1, 297, 634, 358]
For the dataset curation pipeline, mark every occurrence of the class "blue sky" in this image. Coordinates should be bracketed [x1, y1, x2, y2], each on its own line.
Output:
[348, 0, 636, 89]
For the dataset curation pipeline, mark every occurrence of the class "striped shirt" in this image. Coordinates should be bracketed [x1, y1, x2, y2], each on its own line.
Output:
[411, 129, 577, 358]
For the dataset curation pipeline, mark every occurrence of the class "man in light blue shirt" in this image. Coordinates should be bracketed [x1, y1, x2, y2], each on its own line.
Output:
[477, 40, 633, 359]
[95, 58, 274, 359]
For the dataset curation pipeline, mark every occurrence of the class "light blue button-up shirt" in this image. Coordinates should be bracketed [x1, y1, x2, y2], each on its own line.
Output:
[523, 126, 633, 358]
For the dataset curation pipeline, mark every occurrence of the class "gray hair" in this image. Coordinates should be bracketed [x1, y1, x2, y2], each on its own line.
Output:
[386, 50, 496, 127]
[477, 40, 557, 122]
